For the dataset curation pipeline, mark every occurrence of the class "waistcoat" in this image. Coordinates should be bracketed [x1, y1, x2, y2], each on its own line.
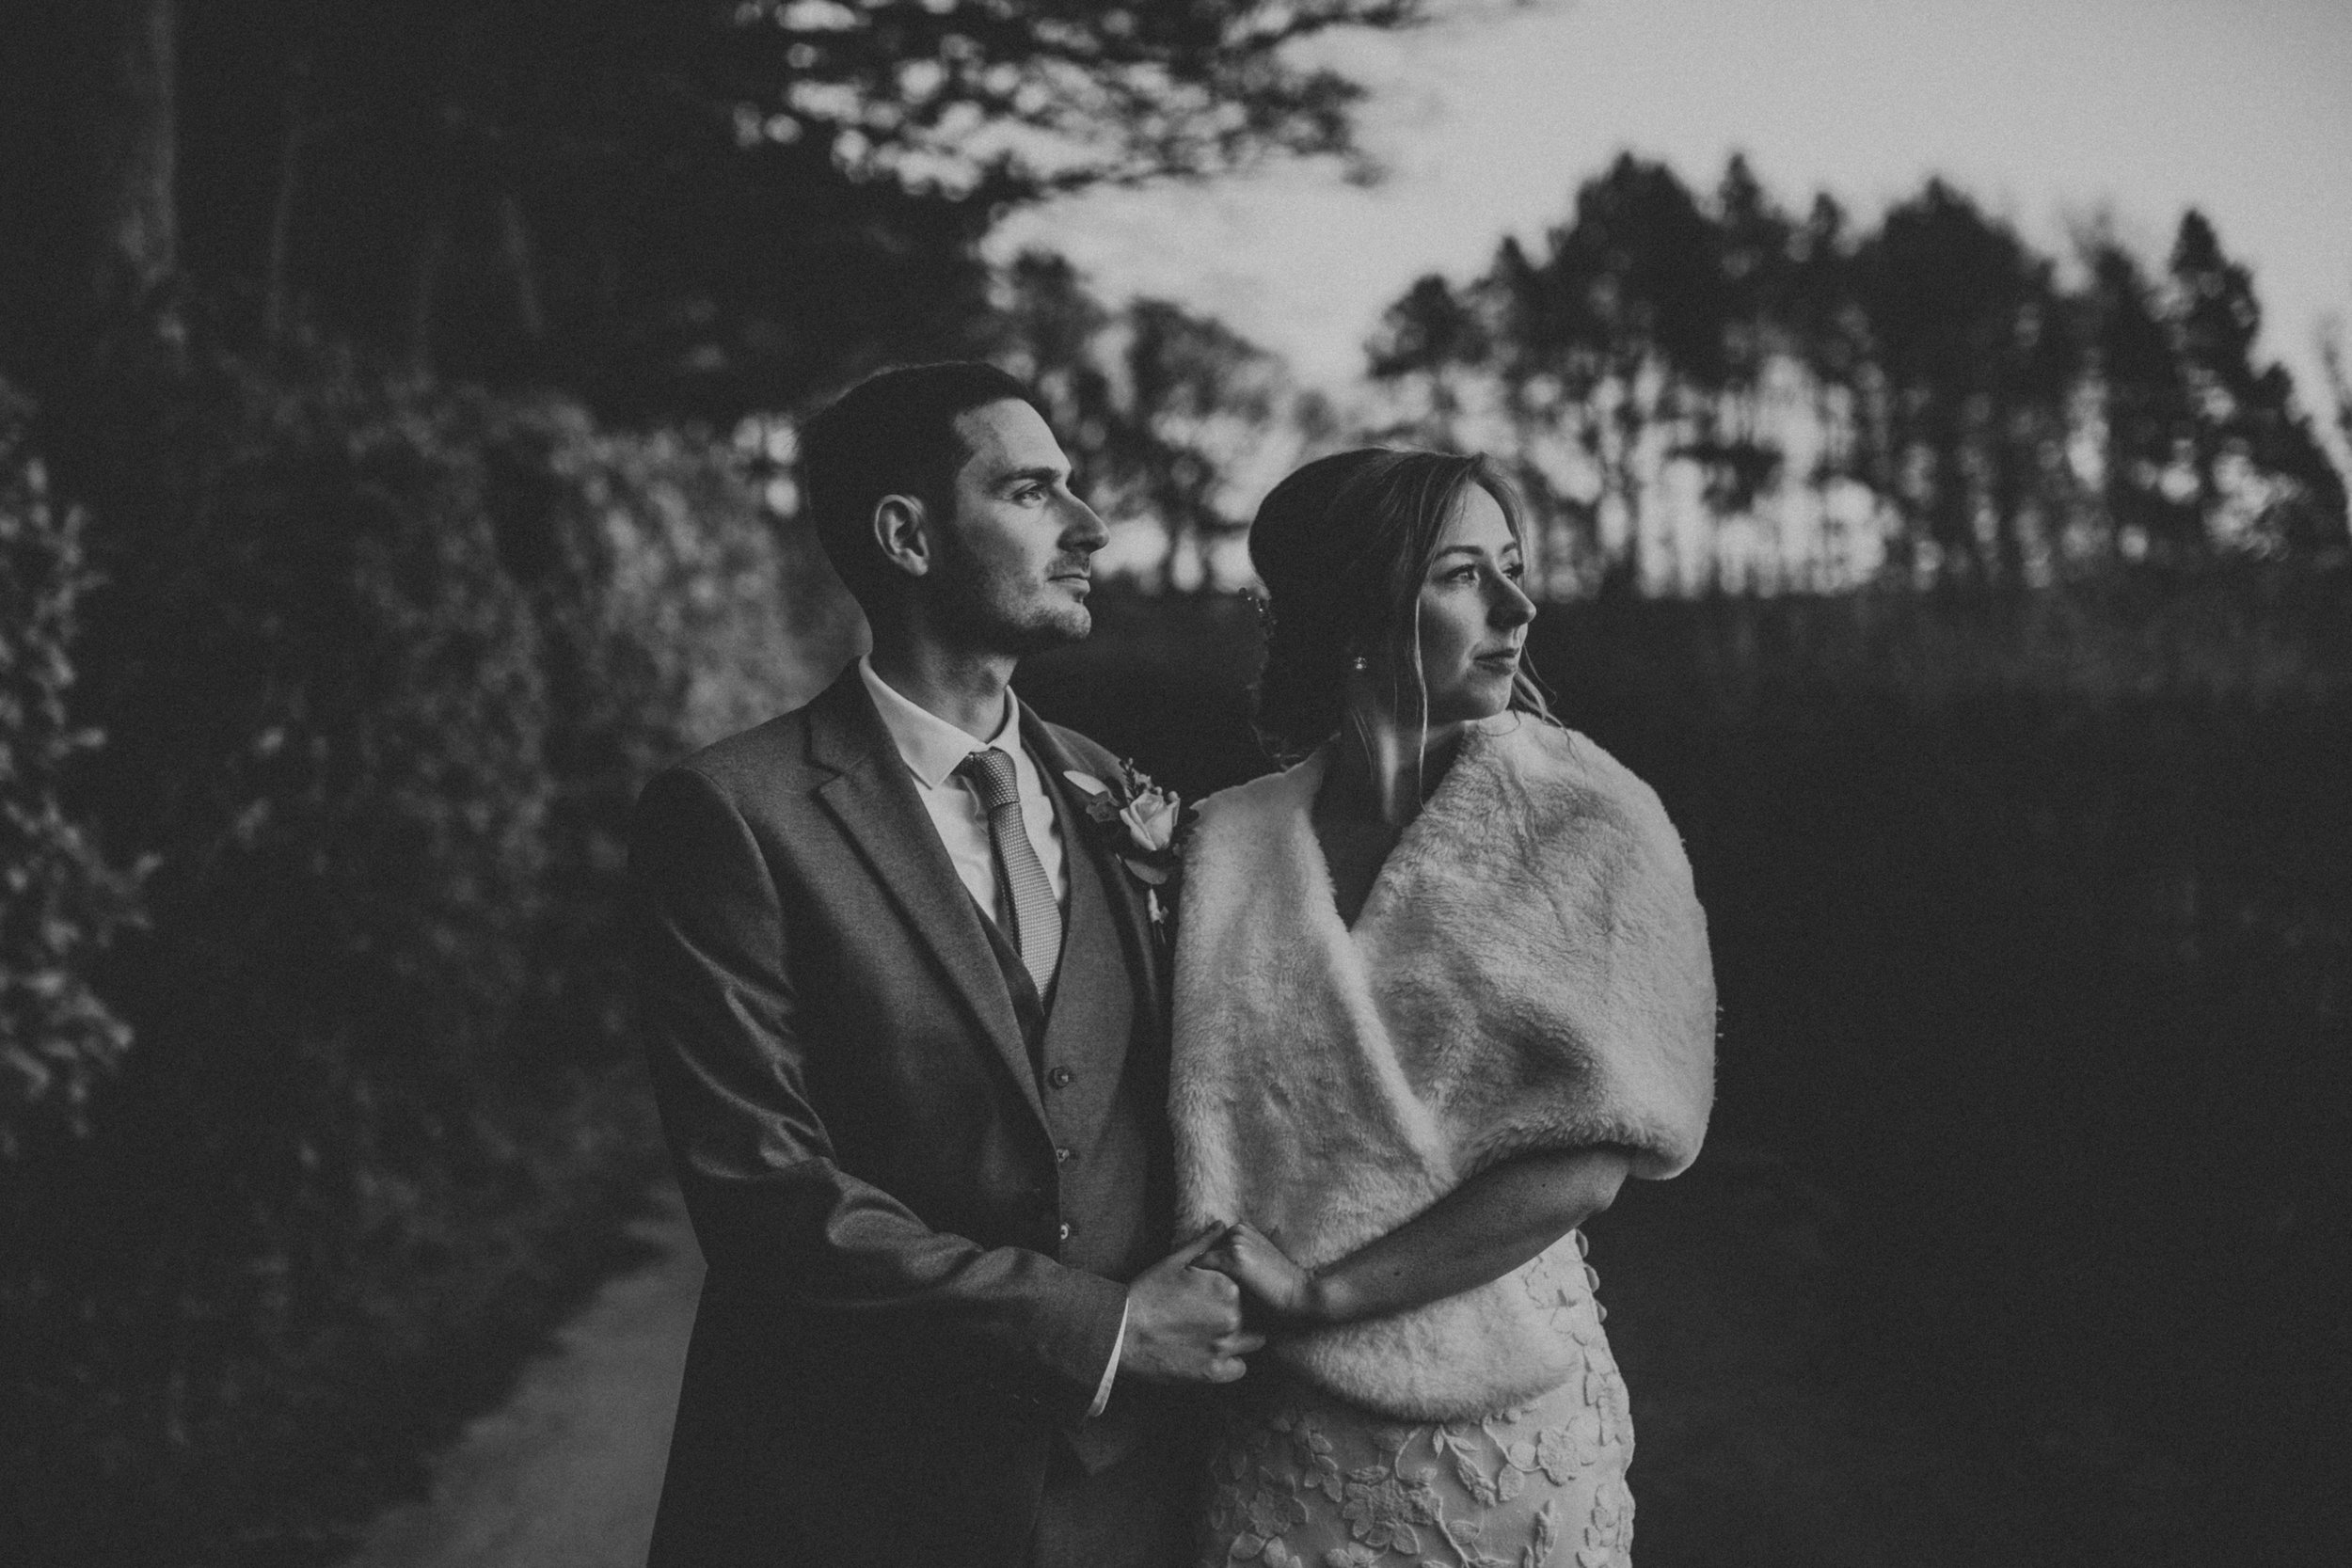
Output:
[972, 760, 1163, 1289]
[975, 763, 1168, 1473]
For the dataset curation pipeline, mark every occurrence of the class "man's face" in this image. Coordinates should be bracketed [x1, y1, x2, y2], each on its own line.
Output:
[927, 399, 1108, 655]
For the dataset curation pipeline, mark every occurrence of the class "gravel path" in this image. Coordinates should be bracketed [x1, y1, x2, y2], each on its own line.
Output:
[340, 1188, 703, 1568]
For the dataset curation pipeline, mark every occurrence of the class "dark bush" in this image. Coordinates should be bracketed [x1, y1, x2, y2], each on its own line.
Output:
[0, 382, 146, 1160]
[0, 354, 854, 1565]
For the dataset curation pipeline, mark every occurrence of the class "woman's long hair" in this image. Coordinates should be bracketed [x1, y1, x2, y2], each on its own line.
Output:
[1248, 447, 1554, 768]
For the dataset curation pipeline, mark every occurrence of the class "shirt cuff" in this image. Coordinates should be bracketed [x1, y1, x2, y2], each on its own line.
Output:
[1086, 1299, 1128, 1419]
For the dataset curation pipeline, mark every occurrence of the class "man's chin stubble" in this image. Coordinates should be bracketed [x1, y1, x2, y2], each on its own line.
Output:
[997, 604, 1092, 656]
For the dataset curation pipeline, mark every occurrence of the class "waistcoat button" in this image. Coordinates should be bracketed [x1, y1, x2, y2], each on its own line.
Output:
[1047, 1067, 1073, 1089]
[1057, 1220, 1074, 1243]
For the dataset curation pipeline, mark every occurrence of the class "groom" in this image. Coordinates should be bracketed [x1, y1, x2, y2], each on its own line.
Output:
[631, 362, 1254, 1567]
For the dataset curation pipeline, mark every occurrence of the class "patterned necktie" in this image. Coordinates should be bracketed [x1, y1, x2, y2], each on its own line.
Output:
[957, 748, 1062, 998]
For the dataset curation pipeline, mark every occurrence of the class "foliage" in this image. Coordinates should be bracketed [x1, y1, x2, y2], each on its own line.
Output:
[1369, 154, 2349, 594]
[0, 352, 836, 1564]
[984, 251, 1331, 590]
[2322, 323, 2352, 467]
[3, 0, 1430, 420]
[0, 385, 146, 1160]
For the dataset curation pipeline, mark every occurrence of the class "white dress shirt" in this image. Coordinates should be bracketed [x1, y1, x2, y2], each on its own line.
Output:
[855, 657, 1126, 1418]
[857, 657, 1069, 921]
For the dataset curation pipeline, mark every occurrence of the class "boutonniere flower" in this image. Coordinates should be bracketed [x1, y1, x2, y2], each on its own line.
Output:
[1064, 760, 1195, 939]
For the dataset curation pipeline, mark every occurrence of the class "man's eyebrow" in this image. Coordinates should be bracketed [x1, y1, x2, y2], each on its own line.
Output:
[993, 464, 1067, 489]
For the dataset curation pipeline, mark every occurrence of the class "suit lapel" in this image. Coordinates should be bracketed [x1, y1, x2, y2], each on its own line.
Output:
[806, 670, 1048, 1129]
[1021, 706, 1164, 1022]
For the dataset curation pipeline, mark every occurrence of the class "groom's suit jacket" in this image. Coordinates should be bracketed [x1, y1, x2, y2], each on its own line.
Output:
[631, 664, 1178, 1567]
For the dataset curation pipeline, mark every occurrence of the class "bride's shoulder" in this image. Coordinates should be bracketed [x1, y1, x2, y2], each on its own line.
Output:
[1186, 755, 1319, 848]
[1484, 715, 1675, 837]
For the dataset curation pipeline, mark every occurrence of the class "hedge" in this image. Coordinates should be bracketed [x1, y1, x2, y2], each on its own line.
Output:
[0, 355, 857, 1565]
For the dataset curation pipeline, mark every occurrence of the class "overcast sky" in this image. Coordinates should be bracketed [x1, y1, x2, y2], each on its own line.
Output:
[993, 0, 2352, 444]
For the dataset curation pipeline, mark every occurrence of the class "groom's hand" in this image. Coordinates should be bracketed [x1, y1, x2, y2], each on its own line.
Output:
[1119, 1223, 1264, 1385]
[1197, 1221, 1321, 1327]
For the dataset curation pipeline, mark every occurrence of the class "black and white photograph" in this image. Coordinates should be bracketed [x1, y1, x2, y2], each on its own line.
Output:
[2, 2, 2346, 1564]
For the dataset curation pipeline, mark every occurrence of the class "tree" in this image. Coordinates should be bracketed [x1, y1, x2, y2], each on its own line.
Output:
[1851, 180, 2074, 589]
[1677, 156, 1792, 578]
[1470, 239, 1602, 593]
[2323, 322, 2352, 467]
[2082, 240, 2200, 566]
[1544, 156, 1732, 590]
[1431, 156, 1726, 594]
[1368, 273, 1488, 438]
[0, 388, 145, 1161]
[1783, 192, 1872, 585]
[3, 0, 1430, 422]
[1367, 263, 1603, 589]
[2168, 212, 2348, 562]
[987, 252, 1306, 592]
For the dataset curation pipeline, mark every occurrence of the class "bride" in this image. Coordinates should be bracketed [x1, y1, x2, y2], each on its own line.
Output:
[1175, 449, 1716, 1568]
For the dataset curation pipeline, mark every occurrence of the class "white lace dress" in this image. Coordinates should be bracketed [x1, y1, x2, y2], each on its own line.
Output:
[1198, 1232, 1636, 1568]
[1176, 722, 1711, 1568]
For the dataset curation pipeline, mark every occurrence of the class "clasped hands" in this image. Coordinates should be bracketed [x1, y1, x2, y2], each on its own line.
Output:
[1117, 1219, 1314, 1386]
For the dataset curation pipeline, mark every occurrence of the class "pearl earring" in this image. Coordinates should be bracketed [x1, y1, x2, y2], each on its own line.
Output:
[1349, 656, 1369, 673]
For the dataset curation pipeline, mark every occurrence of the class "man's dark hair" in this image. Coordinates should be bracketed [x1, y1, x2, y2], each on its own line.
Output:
[798, 361, 1046, 601]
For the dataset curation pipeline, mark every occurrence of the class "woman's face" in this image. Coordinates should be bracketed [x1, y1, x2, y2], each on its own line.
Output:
[1396, 483, 1535, 727]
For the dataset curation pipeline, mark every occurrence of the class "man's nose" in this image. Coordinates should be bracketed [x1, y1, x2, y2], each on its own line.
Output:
[1061, 492, 1110, 555]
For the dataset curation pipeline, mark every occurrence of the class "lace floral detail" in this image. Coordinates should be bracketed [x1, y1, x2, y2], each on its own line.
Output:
[1200, 1241, 1633, 1567]
[1580, 1476, 1635, 1567]
[1340, 1471, 1439, 1555]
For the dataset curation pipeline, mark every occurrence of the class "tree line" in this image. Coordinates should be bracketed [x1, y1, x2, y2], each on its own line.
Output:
[1365, 153, 2351, 595]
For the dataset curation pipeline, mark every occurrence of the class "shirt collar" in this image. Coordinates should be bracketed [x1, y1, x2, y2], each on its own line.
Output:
[857, 655, 1021, 790]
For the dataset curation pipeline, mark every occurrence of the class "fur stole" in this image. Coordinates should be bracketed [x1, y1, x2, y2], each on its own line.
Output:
[1169, 714, 1715, 1418]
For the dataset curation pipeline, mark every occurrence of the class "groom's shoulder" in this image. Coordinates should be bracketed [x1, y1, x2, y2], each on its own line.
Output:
[672, 709, 812, 789]
[644, 673, 847, 807]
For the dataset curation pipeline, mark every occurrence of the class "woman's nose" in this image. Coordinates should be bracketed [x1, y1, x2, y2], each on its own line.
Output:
[1492, 573, 1536, 626]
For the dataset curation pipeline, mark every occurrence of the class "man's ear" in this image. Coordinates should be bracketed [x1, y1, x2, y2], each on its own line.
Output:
[871, 493, 931, 578]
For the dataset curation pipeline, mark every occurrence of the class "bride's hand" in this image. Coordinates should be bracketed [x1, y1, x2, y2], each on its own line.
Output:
[1196, 1222, 1319, 1325]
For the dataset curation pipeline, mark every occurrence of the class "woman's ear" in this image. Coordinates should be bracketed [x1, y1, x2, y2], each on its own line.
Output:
[871, 493, 931, 578]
